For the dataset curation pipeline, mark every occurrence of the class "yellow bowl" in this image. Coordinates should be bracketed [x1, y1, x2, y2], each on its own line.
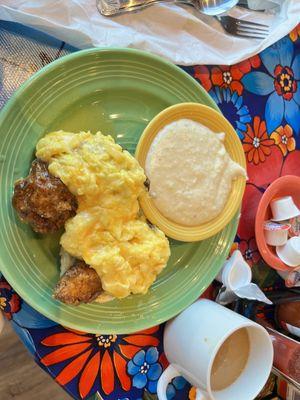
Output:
[135, 103, 246, 242]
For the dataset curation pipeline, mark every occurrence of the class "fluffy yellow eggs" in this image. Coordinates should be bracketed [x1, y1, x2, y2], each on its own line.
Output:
[36, 131, 170, 299]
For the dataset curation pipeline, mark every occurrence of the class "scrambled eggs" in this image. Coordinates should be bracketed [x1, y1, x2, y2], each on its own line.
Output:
[36, 131, 170, 299]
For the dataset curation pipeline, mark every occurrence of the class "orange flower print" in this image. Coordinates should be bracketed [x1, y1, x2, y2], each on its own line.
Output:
[270, 125, 296, 156]
[210, 56, 261, 96]
[273, 65, 297, 101]
[194, 55, 261, 95]
[236, 54, 261, 73]
[194, 66, 212, 92]
[211, 65, 245, 95]
[229, 242, 239, 256]
[0, 280, 21, 320]
[239, 238, 261, 267]
[96, 334, 117, 348]
[243, 117, 274, 165]
[290, 24, 300, 42]
[39, 326, 160, 399]
[189, 386, 197, 400]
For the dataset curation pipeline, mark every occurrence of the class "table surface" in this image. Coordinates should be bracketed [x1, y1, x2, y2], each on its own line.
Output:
[0, 19, 299, 400]
[0, 322, 71, 400]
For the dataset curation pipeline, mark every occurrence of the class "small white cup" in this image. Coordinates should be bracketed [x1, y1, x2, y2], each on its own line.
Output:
[271, 196, 300, 222]
[157, 300, 273, 400]
[216, 250, 252, 290]
[276, 237, 300, 267]
[264, 221, 290, 246]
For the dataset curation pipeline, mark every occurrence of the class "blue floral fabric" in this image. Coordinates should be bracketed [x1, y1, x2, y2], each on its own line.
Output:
[241, 37, 300, 134]
[128, 348, 162, 393]
[0, 19, 299, 400]
[210, 87, 251, 139]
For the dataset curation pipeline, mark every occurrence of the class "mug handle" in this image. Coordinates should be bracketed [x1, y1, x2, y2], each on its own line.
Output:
[157, 364, 208, 400]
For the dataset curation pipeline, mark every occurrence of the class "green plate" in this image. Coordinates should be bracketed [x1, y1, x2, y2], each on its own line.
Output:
[0, 48, 238, 334]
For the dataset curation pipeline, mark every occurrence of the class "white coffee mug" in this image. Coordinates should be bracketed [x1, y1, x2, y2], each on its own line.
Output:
[157, 300, 273, 400]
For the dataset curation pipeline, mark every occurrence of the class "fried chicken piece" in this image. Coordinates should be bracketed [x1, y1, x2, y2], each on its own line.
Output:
[53, 260, 102, 305]
[12, 159, 77, 234]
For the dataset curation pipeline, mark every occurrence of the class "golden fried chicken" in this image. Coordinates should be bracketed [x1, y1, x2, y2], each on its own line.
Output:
[12, 159, 77, 234]
[53, 260, 102, 305]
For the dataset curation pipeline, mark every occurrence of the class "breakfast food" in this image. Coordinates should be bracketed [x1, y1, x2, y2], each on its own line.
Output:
[60, 213, 170, 299]
[54, 260, 102, 305]
[13, 130, 170, 305]
[145, 119, 246, 226]
[12, 159, 77, 234]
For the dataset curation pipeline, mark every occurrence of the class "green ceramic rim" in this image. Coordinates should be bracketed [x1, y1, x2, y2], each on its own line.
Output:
[0, 48, 238, 333]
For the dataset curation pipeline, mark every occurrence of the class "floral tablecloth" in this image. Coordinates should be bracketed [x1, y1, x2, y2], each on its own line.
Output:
[0, 19, 300, 400]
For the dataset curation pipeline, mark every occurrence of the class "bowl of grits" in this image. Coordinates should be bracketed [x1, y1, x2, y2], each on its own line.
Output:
[136, 103, 247, 242]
